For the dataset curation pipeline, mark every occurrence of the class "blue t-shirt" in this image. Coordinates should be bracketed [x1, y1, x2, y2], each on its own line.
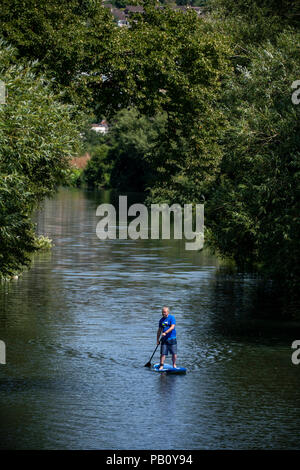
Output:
[159, 314, 176, 341]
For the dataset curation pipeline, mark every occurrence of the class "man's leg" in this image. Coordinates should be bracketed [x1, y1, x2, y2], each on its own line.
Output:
[172, 353, 177, 368]
[159, 354, 166, 370]
[159, 342, 167, 369]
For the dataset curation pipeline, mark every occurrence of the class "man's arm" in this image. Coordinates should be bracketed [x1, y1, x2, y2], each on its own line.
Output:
[157, 327, 162, 344]
[161, 323, 175, 338]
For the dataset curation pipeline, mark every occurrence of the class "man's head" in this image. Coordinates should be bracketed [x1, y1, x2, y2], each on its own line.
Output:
[162, 306, 169, 318]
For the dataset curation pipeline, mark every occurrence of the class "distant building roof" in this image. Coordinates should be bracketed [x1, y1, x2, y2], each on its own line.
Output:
[125, 5, 144, 13]
[111, 8, 127, 20]
[189, 6, 204, 14]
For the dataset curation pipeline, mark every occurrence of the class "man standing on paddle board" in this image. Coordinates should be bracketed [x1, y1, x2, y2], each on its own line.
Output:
[157, 306, 177, 370]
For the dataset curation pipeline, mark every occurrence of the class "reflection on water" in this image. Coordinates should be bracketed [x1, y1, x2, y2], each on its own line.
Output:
[0, 187, 300, 450]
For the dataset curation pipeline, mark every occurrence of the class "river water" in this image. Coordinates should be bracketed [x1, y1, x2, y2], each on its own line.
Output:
[0, 188, 299, 450]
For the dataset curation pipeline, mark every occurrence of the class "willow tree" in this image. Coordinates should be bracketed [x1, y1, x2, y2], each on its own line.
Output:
[205, 1, 300, 308]
[0, 40, 84, 278]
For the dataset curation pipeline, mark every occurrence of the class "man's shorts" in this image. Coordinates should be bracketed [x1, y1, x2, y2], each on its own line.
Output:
[161, 338, 177, 356]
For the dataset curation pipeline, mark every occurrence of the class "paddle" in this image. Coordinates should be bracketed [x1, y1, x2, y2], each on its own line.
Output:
[144, 341, 160, 368]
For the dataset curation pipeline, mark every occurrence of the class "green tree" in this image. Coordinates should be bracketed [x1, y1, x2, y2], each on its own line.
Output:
[107, 108, 167, 192]
[98, 7, 232, 201]
[82, 108, 167, 191]
[0, 0, 116, 108]
[113, 0, 128, 7]
[209, 0, 300, 44]
[0, 174, 38, 278]
[0, 40, 84, 278]
[83, 144, 110, 189]
[206, 31, 300, 302]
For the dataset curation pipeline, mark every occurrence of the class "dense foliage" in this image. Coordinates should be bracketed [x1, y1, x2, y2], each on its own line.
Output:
[0, 41, 84, 278]
[207, 33, 300, 288]
[210, 0, 300, 40]
[104, 108, 167, 192]
[99, 7, 232, 205]
[0, 0, 116, 107]
[204, 1, 300, 308]
[0, 0, 299, 310]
